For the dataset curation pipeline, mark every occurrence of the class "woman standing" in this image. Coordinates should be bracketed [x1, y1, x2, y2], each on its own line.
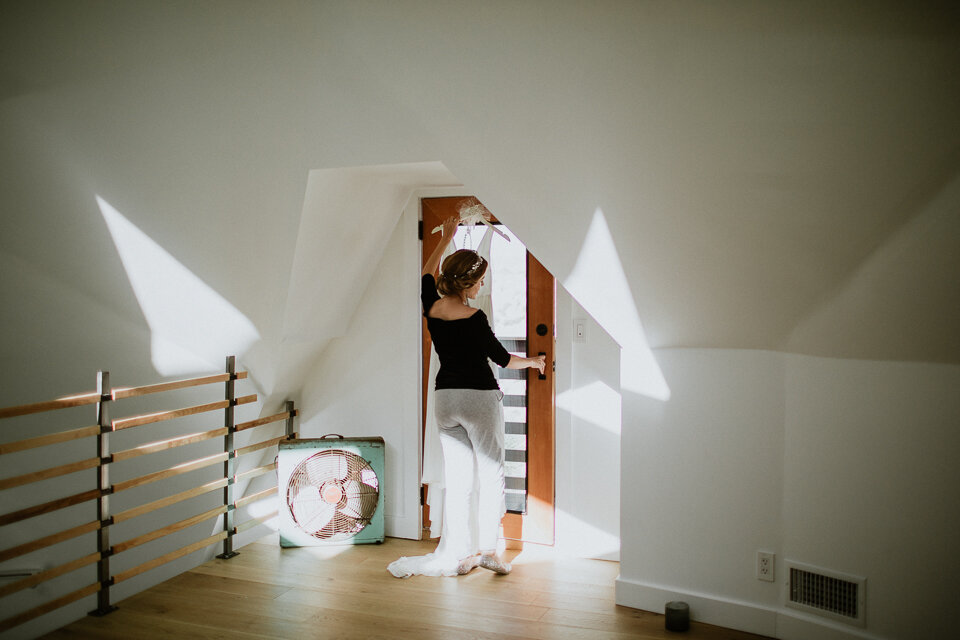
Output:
[417, 215, 544, 575]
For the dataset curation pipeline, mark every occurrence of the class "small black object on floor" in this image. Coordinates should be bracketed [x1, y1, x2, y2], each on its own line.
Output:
[665, 601, 690, 632]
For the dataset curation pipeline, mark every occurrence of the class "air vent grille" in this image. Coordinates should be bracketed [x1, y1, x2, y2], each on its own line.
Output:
[785, 561, 865, 627]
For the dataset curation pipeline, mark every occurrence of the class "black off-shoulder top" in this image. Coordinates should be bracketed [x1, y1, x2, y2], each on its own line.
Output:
[421, 274, 511, 390]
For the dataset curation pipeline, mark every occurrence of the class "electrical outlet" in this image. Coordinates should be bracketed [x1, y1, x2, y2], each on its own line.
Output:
[573, 319, 586, 343]
[757, 551, 775, 582]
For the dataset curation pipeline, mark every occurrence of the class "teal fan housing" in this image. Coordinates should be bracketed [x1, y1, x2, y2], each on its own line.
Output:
[277, 436, 385, 546]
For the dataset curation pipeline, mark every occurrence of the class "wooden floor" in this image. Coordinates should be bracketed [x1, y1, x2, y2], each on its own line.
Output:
[44, 535, 772, 640]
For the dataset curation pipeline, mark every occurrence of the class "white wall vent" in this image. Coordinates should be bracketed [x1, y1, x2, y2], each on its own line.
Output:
[784, 560, 866, 627]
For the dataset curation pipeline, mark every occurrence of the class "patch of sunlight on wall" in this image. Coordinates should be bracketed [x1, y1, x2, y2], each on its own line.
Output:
[97, 196, 260, 376]
[246, 495, 279, 520]
[554, 507, 621, 560]
[563, 208, 670, 401]
[556, 380, 622, 435]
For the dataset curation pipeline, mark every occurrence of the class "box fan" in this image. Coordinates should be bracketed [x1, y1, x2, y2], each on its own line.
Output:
[277, 435, 385, 546]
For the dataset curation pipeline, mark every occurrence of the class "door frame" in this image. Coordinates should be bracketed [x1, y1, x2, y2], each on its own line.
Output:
[419, 193, 556, 546]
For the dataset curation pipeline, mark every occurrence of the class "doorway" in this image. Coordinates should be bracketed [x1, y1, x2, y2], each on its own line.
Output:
[420, 196, 556, 546]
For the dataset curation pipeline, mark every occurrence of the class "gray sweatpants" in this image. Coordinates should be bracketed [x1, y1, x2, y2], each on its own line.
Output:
[434, 388, 505, 556]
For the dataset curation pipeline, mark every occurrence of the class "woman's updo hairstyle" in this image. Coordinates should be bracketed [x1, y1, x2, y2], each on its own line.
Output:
[437, 249, 488, 297]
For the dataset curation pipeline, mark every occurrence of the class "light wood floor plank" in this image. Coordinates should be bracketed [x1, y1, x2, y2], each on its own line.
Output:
[42, 535, 773, 640]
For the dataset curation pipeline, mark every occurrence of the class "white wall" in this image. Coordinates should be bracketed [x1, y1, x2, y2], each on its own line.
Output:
[296, 198, 423, 540]
[618, 349, 785, 635]
[618, 349, 960, 640]
[781, 356, 960, 640]
[555, 290, 622, 561]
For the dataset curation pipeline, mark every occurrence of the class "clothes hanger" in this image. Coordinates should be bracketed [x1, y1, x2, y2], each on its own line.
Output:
[431, 203, 511, 242]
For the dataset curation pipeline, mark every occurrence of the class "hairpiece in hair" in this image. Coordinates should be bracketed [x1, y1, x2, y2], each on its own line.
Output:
[465, 255, 484, 275]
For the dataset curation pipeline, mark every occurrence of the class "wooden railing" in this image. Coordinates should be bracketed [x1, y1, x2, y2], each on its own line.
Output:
[0, 356, 297, 633]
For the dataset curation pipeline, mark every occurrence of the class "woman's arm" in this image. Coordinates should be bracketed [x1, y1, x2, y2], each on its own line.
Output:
[421, 215, 460, 276]
[506, 354, 546, 375]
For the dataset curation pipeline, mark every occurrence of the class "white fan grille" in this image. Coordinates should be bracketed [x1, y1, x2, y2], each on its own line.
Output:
[286, 449, 380, 541]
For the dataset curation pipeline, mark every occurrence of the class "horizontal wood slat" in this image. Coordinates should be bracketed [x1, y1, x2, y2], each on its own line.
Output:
[0, 520, 101, 564]
[0, 425, 100, 455]
[111, 451, 229, 494]
[113, 505, 228, 555]
[110, 461, 279, 526]
[235, 510, 278, 534]
[0, 392, 101, 420]
[113, 477, 228, 524]
[111, 427, 229, 462]
[0, 489, 102, 527]
[0, 551, 100, 598]
[234, 393, 257, 407]
[0, 581, 100, 633]
[0, 456, 101, 491]
[111, 394, 256, 431]
[112, 371, 248, 400]
[235, 435, 292, 458]
[111, 400, 227, 431]
[0, 371, 251, 420]
[234, 487, 276, 510]
[235, 461, 277, 483]
[112, 531, 227, 585]
[234, 410, 291, 432]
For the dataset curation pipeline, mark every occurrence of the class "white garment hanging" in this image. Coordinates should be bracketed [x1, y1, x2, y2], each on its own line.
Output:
[389, 227, 503, 578]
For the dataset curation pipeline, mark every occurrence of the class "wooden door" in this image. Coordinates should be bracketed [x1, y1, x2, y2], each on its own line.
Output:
[420, 196, 556, 546]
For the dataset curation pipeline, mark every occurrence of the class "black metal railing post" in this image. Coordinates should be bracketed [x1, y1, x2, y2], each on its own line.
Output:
[89, 370, 117, 616]
[284, 400, 295, 440]
[217, 356, 239, 559]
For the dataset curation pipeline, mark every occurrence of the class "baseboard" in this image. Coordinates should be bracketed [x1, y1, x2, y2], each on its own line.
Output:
[615, 577, 778, 637]
[615, 577, 883, 640]
[775, 611, 882, 640]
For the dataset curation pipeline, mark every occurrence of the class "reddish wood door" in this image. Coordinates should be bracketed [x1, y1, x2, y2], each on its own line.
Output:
[420, 196, 555, 546]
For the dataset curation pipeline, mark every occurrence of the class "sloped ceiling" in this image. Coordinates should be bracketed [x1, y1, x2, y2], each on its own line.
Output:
[283, 163, 460, 343]
[268, 162, 460, 393]
[0, 1, 958, 402]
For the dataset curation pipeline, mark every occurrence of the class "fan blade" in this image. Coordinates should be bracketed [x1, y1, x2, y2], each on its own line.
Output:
[339, 481, 364, 519]
[339, 480, 376, 524]
[289, 485, 321, 511]
[304, 453, 341, 485]
[295, 500, 336, 534]
[344, 466, 379, 490]
[359, 467, 379, 490]
[334, 453, 350, 481]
